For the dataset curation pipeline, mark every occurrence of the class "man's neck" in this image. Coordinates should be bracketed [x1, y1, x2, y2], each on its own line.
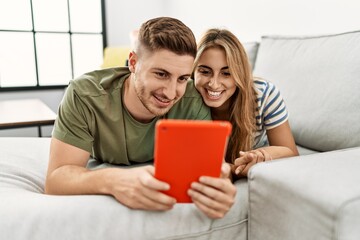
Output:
[122, 75, 155, 123]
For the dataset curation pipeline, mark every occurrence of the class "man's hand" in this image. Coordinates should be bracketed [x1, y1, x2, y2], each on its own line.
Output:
[233, 149, 272, 177]
[108, 165, 177, 211]
[47, 139, 176, 211]
[187, 163, 237, 219]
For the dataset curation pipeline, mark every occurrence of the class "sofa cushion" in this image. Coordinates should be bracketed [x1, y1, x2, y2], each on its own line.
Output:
[253, 31, 360, 151]
[242, 41, 259, 70]
[295, 145, 319, 155]
[101, 46, 131, 68]
[0, 137, 248, 240]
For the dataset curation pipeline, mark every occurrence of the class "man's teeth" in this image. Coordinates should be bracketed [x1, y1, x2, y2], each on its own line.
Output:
[157, 96, 170, 103]
[207, 90, 221, 97]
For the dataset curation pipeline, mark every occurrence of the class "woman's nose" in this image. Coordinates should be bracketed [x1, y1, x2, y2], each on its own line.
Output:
[208, 76, 220, 88]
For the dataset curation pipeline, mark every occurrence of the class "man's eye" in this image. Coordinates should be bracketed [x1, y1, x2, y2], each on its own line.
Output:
[155, 72, 167, 78]
[178, 76, 189, 82]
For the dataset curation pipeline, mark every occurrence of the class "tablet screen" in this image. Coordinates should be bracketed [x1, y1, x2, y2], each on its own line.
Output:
[154, 119, 232, 203]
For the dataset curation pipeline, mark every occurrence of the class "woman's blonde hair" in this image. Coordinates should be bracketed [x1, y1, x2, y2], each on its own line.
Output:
[193, 28, 257, 163]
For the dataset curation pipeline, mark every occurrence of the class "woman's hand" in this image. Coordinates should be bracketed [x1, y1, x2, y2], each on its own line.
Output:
[233, 149, 272, 177]
[188, 163, 237, 219]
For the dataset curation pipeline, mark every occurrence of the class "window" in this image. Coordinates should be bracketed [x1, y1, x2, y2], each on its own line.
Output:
[0, 0, 106, 90]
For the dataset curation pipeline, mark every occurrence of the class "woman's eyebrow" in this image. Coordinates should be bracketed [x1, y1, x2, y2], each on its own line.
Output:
[197, 65, 212, 70]
[198, 65, 229, 70]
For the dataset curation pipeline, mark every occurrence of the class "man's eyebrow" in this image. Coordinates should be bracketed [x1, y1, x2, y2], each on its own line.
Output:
[153, 68, 191, 79]
[152, 68, 171, 75]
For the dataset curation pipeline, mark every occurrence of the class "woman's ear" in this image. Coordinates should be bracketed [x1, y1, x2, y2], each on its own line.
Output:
[128, 51, 137, 72]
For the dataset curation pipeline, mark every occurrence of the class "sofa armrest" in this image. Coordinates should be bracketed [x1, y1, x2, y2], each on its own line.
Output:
[248, 147, 360, 240]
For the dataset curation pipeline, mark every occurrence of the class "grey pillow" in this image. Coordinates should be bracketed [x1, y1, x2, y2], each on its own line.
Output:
[253, 31, 360, 151]
[242, 41, 259, 70]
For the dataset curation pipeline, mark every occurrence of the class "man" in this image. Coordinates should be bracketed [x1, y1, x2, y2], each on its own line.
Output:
[45, 17, 236, 219]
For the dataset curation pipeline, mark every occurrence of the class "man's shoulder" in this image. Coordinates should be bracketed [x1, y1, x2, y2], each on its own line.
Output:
[69, 67, 130, 97]
[167, 79, 211, 120]
[183, 79, 202, 98]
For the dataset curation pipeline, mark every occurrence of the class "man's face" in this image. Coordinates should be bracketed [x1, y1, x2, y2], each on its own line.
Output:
[128, 49, 194, 119]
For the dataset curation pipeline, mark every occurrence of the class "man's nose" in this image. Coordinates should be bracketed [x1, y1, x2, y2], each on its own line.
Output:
[163, 79, 177, 100]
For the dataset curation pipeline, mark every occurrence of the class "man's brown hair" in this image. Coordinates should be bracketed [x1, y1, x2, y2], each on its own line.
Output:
[136, 17, 197, 58]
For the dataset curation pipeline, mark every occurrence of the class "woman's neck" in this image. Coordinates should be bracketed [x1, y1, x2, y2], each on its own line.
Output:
[211, 101, 231, 120]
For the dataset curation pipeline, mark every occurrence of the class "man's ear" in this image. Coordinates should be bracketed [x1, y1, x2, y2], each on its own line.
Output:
[128, 51, 137, 72]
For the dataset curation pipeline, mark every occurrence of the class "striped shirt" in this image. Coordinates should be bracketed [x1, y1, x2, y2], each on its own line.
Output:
[253, 78, 288, 148]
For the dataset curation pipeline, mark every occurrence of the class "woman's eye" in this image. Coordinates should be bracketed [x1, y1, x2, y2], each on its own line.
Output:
[222, 72, 231, 77]
[198, 68, 211, 75]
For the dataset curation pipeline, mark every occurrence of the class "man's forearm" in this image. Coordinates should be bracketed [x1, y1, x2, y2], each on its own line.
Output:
[44, 165, 115, 196]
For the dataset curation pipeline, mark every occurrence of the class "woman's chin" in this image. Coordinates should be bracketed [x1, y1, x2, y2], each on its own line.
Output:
[204, 99, 224, 108]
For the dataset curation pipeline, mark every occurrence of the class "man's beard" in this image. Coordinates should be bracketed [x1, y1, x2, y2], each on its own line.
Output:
[134, 75, 174, 117]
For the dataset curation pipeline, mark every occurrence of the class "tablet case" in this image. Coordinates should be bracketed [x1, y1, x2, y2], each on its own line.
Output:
[154, 119, 232, 203]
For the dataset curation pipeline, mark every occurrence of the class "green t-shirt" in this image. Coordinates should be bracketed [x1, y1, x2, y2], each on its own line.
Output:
[52, 67, 211, 165]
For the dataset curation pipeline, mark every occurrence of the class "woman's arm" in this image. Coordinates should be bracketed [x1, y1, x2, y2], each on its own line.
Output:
[233, 120, 299, 178]
[264, 120, 299, 158]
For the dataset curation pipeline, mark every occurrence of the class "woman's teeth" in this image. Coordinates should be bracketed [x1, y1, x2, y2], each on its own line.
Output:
[207, 90, 222, 97]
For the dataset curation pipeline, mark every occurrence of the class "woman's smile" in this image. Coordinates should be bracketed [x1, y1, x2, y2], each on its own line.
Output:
[206, 89, 224, 100]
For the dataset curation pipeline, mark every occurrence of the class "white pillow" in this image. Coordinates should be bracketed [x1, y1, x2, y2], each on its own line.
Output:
[242, 41, 259, 70]
[253, 31, 360, 151]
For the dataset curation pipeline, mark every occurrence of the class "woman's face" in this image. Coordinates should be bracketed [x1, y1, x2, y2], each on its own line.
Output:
[194, 47, 236, 109]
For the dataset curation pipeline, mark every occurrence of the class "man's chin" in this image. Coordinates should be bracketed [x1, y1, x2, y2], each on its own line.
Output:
[153, 109, 171, 117]
[150, 106, 173, 117]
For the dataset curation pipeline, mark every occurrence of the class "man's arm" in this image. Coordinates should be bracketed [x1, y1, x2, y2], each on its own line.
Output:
[45, 138, 176, 210]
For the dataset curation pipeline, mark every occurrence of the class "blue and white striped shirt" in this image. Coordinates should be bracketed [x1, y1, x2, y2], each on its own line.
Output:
[253, 79, 288, 148]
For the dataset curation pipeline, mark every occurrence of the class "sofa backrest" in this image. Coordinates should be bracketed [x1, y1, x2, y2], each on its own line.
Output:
[251, 30, 360, 152]
[242, 42, 260, 71]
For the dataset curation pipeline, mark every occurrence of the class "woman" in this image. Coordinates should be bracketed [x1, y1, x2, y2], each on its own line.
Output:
[193, 29, 299, 180]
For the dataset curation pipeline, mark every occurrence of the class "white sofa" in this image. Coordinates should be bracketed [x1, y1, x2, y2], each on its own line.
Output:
[246, 29, 360, 240]
[1, 30, 360, 240]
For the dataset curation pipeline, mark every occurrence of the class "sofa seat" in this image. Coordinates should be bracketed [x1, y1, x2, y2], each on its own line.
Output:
[0, 137, 249, 240]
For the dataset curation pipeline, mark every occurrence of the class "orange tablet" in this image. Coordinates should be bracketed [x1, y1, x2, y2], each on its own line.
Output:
[154, 119, 232, 203]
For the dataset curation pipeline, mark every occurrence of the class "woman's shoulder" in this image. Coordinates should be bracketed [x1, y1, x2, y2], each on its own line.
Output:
[253, 78, 277, 97]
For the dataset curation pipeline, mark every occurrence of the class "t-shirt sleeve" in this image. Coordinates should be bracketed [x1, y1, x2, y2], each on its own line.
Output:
[52, 82, 94, 153]
[261, 81, 289, 130]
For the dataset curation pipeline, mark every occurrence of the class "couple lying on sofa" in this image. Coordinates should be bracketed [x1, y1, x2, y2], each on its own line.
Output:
[45, 17, 299, 219]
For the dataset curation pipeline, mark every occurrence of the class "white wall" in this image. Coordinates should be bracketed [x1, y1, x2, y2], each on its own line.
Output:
[105, 0, 167, 46]
[2, 0, 359, 137]
[106, 0, 360, 45]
